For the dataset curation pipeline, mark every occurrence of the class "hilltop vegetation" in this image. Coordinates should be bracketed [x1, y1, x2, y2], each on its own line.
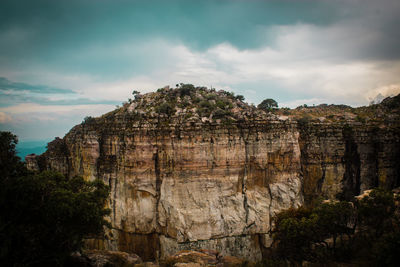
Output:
[83, 84, 276, 128]
[273, 93, 400, 125]
[83, 84, 400, 129]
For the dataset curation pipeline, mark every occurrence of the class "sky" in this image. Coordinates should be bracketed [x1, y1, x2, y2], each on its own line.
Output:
[0, 0, 400, 143]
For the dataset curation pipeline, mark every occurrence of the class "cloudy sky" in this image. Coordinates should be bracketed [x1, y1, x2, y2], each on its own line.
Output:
[1, 0, 400, 142]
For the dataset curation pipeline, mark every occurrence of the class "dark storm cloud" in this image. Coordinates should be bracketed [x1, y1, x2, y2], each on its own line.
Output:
[0, 0, 341, 79]
[1, 0, 398, 79]
[334, 0, 400, 61]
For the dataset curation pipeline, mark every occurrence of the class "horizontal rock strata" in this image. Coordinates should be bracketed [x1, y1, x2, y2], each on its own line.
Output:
[26, 88, 400, 260]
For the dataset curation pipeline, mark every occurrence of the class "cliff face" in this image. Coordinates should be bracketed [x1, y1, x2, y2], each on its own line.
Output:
[26, 87, 400, 261]
[299, 123, 400, 204]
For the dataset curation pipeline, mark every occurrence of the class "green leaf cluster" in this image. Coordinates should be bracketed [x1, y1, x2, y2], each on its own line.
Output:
[272, 189, 400, 265]
[0, 132, 110, 266]
[258, 98, 278, 111]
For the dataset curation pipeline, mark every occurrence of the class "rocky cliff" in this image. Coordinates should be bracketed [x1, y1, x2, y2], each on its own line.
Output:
[26, 85, 400, 261]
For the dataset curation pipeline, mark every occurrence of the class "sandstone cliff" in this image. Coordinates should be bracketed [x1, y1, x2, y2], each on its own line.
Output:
[26, 86, 400, 261]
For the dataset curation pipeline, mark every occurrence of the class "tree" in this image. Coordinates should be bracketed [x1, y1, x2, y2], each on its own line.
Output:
[271, 189, 399, 264]
[177, 83, 195, 97]
[0, 131, 110, 266]
[258, 98, 278, 111]
[132, 90, 141, 101]
[235, 95, 245, 101]
[357, 188, 395, 238]
[313, 201, 356, 252]
[272, 207, 319, 263]
[0, 132, 26, 181]
[272, 201, 357, 263]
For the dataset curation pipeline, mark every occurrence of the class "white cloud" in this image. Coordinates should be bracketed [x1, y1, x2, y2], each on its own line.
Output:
[0, 103, 115, 123]
[2, 21, 400, 111]
[366, 84, 400, 102]
[0, 111, 12, 123]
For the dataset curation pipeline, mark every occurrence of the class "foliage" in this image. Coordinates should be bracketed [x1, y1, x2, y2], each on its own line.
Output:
[272, 203, 355, 262]
[199, 100, 213, 110]
[177, 83, 195, 97]
[0, 132, 26, 181]
[213, 108, 233, 119]
[296, 114, 312, 127]
[371, 230, 400, 266]
[156, 102, 176, 116]
[356, 188, 395, 237]
[132, 90, 141, 101]
[82, 116, 95, 124]
[0, 132, 110, 266]
[272, 207, 318, 262]
[258, 98, 278, 111]
[271, 188, 399, 265]
[313, 201, 356, 250]
[235, 94, 245, 101]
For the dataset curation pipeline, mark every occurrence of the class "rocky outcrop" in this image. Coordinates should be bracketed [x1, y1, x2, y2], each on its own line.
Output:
[26, 86, 400, 261]
[300, 122, 400, 204]
[165, 250, 247, 267]
[69, 250, 142, 267]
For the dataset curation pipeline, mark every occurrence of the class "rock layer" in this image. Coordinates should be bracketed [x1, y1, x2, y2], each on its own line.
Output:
[26, 87, 400, 261]
[40, 120, 303, 261]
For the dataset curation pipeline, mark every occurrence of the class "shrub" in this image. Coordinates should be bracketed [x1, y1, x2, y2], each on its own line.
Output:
[82, 116, 95, 124]
[178, 84, 195, 97]
[235, 95, 245, 101]
[297, 114, 312, 127]
[156, 102, 176, 116]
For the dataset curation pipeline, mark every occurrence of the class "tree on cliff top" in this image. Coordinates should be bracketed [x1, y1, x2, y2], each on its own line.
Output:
[0, 131, 110, 266]
[258, 98, 278, 111]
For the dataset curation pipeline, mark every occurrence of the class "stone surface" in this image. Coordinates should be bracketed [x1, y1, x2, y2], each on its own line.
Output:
[166, 250, 218, 265]
[83, 250, 142, 267]
[27, 87, 400, 261]
[220, 255, 246, 266]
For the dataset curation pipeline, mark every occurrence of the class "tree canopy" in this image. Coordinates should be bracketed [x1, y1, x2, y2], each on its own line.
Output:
[258, 98, 278, 111]
[0, 131, 110, 266]
[271, 189, 400, 265]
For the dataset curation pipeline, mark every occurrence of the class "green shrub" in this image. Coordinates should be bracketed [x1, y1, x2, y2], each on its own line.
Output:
[297, 114, 312, 127]
[156, 102, 176, 116]
[178, 84, 195, 97]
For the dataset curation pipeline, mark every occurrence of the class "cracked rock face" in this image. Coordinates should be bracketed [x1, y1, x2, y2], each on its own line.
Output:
[26, 88, 400, 261]
[30, 120, 302, 261]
